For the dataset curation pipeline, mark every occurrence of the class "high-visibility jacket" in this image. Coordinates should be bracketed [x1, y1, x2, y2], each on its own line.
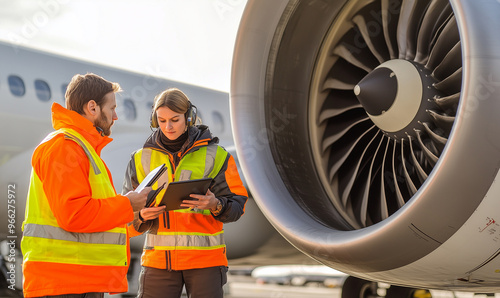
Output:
[124, 126, 248, 270]
[21, 103, 133, 297]
[133, 145, 229, 270]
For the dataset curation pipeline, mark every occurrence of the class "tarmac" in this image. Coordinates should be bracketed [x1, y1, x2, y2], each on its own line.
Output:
[223, 274, 500, 298]
[3, 269, 500, 297]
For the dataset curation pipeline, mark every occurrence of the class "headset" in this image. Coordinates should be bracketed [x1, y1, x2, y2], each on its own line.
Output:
[150, 101, 197, 129]
[185, 101, 198, 127]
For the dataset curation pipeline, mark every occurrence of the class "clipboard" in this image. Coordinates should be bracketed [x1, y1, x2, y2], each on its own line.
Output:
[144, 182, 166, 208]
[157, 178, 213, 211]
[136, 163, 167, 193]
[135, 163, 168, 208]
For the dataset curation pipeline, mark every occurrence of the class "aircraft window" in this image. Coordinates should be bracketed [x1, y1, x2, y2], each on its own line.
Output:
[61, 83, 68, 97]
[8, 75, 25, 97]
[211, 111, 225, 133]
[61, 83, 68, 103]
[35, 79, 51, 102]
[123, 98, 137, 121]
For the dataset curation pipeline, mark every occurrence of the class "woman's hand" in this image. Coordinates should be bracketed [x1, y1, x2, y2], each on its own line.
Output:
[181, 189, 217, 210]
[139, 205, 166, 221]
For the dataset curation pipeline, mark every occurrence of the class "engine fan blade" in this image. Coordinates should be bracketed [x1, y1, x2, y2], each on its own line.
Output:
[415, 0, 450, 64]
[415, 129, 439, 166]
[432, 42, 461, 81]
[381, 0, 400, 59]
[408, 135, 429, 183]
[319, 91, 362, 124]
[426, 15, 459, 69]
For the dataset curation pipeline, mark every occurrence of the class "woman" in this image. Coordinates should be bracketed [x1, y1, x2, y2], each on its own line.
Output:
[122, 88, 248, 298]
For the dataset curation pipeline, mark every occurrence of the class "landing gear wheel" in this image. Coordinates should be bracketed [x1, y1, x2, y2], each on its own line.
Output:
[341, 276, 379, 298]
[385, 285, 432, 298]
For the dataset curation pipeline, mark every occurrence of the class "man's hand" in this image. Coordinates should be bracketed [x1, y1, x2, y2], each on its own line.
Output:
[125, 187, 151, 212]
[139, 206, 167, 221]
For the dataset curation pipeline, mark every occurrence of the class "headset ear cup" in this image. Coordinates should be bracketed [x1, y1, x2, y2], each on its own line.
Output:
[186, 104, 197, 127]
[150, 111, 158, 128]
[192, 107, 197, 125]
[186, 109, 192, 127]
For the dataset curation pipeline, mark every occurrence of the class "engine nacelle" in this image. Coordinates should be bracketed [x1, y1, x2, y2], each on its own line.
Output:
[231, 0, 500, 292]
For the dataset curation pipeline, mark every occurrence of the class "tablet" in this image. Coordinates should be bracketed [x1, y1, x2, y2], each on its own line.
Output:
[157, 178, 213, 211]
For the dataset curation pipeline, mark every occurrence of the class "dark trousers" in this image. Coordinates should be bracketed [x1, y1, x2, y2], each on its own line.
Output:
[36, 294, 103, 298]
[137, 266, 228, 298]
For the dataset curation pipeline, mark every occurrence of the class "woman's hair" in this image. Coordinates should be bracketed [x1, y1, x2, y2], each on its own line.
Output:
[65, 73, 121, 115]
[151, 88, 195, 128]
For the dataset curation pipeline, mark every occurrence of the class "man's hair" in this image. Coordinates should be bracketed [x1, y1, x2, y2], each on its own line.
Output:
[65, 73, 122, 114]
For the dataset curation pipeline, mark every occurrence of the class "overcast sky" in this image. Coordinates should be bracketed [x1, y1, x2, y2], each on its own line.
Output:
[0, 0, 247, 92]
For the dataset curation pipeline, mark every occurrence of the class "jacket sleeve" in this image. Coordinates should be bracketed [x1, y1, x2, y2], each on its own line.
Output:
[127, 212, 156, 237]
[122, 151, 140, 195]
[211, 153, 249, 223]
[35, 135, 134, 233]
[122, 151, 155, 236]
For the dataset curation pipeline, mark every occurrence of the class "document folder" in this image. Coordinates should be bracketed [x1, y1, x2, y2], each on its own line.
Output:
[135, 164, 168, 208]
[136, 164, 167, 193]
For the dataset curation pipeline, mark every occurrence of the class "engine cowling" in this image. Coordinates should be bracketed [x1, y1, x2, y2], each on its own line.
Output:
[231, 0, 500, 291]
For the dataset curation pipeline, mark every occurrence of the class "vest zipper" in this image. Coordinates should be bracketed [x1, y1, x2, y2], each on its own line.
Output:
[166, 250, 172, 271]
[165, 211, 171, 270]
[163, 211, 170, 229]
[167, 152, 177, 174]
[161, 207, 171, 270]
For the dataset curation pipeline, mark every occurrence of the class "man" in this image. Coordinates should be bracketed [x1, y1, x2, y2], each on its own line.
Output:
[21, 73, 149, 298]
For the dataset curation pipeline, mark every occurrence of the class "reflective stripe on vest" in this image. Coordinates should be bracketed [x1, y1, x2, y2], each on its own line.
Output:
[135, 144, 224, 182]
[145, 231, 225, 250]
[64, 131, 101, 174]
[23, 223, 126, 245]
[21, 128, 128, 267]
[134, 145, 228, 251]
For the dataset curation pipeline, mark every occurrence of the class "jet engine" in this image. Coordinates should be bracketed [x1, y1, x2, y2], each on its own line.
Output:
[231, 0, 500, 294]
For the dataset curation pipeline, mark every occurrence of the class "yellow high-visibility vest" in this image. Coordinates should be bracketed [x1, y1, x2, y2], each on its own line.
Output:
[21, 128, 128, 267]
[134, 145, 228, 251]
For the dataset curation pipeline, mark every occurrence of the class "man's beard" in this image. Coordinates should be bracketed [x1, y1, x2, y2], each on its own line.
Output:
[94, 112, 113, 136]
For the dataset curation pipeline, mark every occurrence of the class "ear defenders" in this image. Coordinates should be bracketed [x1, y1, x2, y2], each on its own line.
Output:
[185, 101, 198, 127]
[150, 101, 197, 129]
[150, 103, 159, 128]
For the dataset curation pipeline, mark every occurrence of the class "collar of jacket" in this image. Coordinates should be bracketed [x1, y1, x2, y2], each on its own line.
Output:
[51, 102, 112, 155]
[143, 125, 219, 154]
